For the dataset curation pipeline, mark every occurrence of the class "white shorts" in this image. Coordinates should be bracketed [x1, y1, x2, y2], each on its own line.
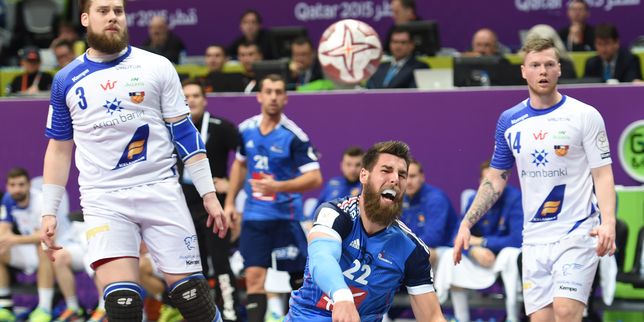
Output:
[10, 244, 39, 274]
[63, 242, 87, 272]
[80, 179, 201, 275]
[522, 234, 599, 315]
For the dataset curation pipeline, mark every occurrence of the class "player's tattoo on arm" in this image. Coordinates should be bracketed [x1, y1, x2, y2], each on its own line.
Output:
[465, 169, 511, 225]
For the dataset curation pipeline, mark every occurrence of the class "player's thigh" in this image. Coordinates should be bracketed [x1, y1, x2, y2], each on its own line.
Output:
[522, 243, 555, 316]
[271, 220, 308, 272]
[552, 234, 598, 305]
[9, 244, 38, 274]
[239, 220, 277, 269]
[61, 242, 87, 271]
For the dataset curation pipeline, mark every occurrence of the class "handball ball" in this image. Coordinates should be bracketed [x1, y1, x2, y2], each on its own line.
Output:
[318, 19, 382, 85]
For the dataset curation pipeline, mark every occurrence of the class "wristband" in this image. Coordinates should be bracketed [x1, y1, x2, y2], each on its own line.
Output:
[332, 288, 354, 303]
[185, 158, 216, 197]
[42, 184, 66, 216]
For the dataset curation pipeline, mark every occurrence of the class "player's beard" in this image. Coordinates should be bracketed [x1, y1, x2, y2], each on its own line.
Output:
[362, 179, 403, 227]
[10, 192, 27, 203]
[87, 26, 129, 55]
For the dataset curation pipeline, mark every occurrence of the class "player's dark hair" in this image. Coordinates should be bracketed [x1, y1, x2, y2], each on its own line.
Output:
[241, 9, 262, 24]
[390, 26, 412, 40]
[237, 40, 260, 55]
[206, 44, 227, 57]
[79, 0, 126, 13]
[567, 0, 589, 10]
[343, 146, 365, 157]
[521, 38, 560, 61]
[7, 167, 30, 181]
[182, 78, 206, 97]
[258, 74, 286, 92]
[53, 39, 74, 52]
[393, 0, 417, 12]
[362, 141, 411, 172]
[409, 158, 423, 173]
[595, 23, 619, 41]
[291, 36, 313, 48]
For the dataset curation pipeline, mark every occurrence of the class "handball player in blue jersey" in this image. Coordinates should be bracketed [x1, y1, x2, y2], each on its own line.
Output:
[288, 141, 446, 322]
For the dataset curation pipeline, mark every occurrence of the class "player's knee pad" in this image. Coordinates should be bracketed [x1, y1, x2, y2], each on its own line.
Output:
[104, 282, 144, 322]
[168, 273, 221, 322]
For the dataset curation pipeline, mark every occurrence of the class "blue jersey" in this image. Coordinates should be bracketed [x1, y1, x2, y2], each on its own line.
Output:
[237, 114, 320, 221]
[465, 185, 523, 253]
[316, 176, 361, 209]
[288, 196, 435, 322]
[401, 183, 458, 248]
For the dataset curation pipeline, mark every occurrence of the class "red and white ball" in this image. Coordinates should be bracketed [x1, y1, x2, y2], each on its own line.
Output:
[318, 19, 382, 85]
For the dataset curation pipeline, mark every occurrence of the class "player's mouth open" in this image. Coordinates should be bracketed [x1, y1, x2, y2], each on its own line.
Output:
[381, 189, 397, 201]
[538, 79, 549, 84]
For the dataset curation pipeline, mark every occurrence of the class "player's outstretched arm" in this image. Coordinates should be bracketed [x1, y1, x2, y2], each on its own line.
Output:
[589, 164, 617, 256]
[410, 292, 447, 322]
[453, 167, 510, 264]
[41, 139, 74, 261]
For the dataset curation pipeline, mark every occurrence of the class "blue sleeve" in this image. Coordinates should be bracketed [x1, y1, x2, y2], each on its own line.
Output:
[45, 75, 73, 140]
[0, 194, 15, 223]
[312, 203, 353, 240]
[403, 243, 433, 288]
[419, 190, 455, 248]
[490, 112, 514, 170]
[237, 130, 247, 158]
[290, 135, 319, 171]
[484, 188, 523, 251]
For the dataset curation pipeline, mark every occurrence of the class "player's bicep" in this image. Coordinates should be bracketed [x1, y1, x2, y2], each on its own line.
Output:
[490, 115, 515, 170]
[309, 204, 352, 242]
[403, 244, 435, 294]
[582, 109, 611, 168]
[290, 136, 320, 173]
[159, 58, 189, 119]
[45, 77, 73, 140]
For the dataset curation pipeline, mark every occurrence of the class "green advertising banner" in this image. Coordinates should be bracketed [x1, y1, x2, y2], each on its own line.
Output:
[619, 120, 644, 183]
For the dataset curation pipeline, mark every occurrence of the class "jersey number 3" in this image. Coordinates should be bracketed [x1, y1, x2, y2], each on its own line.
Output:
[343, 259, 371, 285]
[76, 87, 88, 110]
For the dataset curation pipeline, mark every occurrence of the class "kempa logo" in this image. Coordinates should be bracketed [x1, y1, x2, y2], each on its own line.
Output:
[559, 285, 578, 292]
[117, 297, 133, 305]
[182, 288, 197, 301]
[618, 120, 644, 183]
[101, 80, 117, 90]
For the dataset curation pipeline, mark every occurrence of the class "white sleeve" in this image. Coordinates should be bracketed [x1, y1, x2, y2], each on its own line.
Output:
[582, 107, 612, 169]
[158, 58, 189, 119]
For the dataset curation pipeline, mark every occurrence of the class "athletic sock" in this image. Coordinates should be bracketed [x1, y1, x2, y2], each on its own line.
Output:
[246, 293, 267, 322]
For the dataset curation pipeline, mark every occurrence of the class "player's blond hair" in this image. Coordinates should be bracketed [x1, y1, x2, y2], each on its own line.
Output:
[520, 38, 561, 63]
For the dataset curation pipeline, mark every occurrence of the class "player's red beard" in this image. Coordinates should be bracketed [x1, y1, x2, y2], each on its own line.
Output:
[87, 26, 129, 55]
[362, 180, 403, 227]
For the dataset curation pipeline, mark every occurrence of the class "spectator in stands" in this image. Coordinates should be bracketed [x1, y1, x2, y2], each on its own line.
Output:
[558, 0, 595, 51]
[228, 10, 273, 60]
[401, 159, 458, 268]
[52, 39, 76, 68]
[142, 15, 186, 64]
[316, 146, 364, 208]
[202, 44, 245, 93]
[435, 160, 523, 322]
[287, 36, 323, 88]
[0, 168, 67, 322]
[464, 28, 509, 59]
[383, 0, 419, 54]
[584, 23, 642, 82]
[524, 24, 577, 79]
[50, 21, 86, 56]
[238, 41, 264, 92]
[6, 46, 53, 95]
[367, 26, 429, 89]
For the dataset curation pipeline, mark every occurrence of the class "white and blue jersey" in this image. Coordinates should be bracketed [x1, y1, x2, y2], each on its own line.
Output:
[236, 114, 320, 221]
[401, 183, 458, 248]
[316, 176, 362, 209]
[490, 95, 612, 244]
[288, 196, 435, 321]
[45, 46, 188, 193]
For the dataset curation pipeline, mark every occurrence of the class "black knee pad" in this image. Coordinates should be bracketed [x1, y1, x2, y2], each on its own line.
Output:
[104, 282, 144, 322]
[168, 274, 221, 322]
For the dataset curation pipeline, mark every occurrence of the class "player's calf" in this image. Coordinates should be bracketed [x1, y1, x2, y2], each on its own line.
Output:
[104, 282, 144, 322]
[168, 273, 222, 322]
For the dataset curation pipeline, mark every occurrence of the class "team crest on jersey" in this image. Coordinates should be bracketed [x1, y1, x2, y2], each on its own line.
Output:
[113, 124, 149, 169]
[103, 98, 123, 115]
[554, 145, 569, 156]
[530, 149, 549, 167]
[530, 184, 565, 222]
[129, 91, 145, 104]
[315, 285, 367, 311]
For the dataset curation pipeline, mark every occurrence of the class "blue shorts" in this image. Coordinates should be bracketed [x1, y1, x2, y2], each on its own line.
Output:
[240, 220, 308, 272]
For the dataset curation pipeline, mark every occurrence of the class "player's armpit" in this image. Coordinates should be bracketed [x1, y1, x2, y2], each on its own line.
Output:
[409, 292, 447, 322]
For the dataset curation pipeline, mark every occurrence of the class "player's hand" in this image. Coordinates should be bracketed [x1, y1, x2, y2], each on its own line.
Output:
[332, 301, 360, 322]
[453, 222, 472, 265]
[469, 247, 496, 268]
[590, 222, 616, 256]
[40, 215, 62, 261]
[249, 173, 278, 196]
[204, 192, 229, 238]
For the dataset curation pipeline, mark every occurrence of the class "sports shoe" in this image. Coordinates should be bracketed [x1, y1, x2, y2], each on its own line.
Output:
[265, 312, 284, 322]
[53, 308, 84, 322]
[87, 308, 107, 322]
[157, 305, 182, 322]
[0, 308, 16, 322]
[28, 307, 52, 322]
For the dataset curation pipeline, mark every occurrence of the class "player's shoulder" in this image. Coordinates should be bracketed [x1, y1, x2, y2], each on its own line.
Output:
[563, 95, 601, 116]
[0, 192, 13, 207]
[498, 99, 531, 127]
[321, 196, 360, 220]
[327, 176, 345, 186]
[239, 114, 262, 132]
[130, 46, 173, 65]
[279, 114, 310, 142]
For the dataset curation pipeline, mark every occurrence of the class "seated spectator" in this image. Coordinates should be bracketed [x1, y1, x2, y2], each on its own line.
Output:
[558, 0, 595, 51]
[524, 24, 577, 79]
[434, 160, 523, 322]
[316, 146, 364, 208]
[52, 39, 76, 68]
[287, 36, 323, 88]
[50, 21, 86, 56]
[6, 46, 53, 96]
[401, 159, 458, 268]
[383, 0, 420, 55]
[201, 44, 245, 93]
[142, 16, 186, 64]
[367, 26, 429, 89]
[237, 41, 264, 92]
[228, 10, 273, 60]
[584, 23, 642, 82]
[463, 28, 509, 60]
